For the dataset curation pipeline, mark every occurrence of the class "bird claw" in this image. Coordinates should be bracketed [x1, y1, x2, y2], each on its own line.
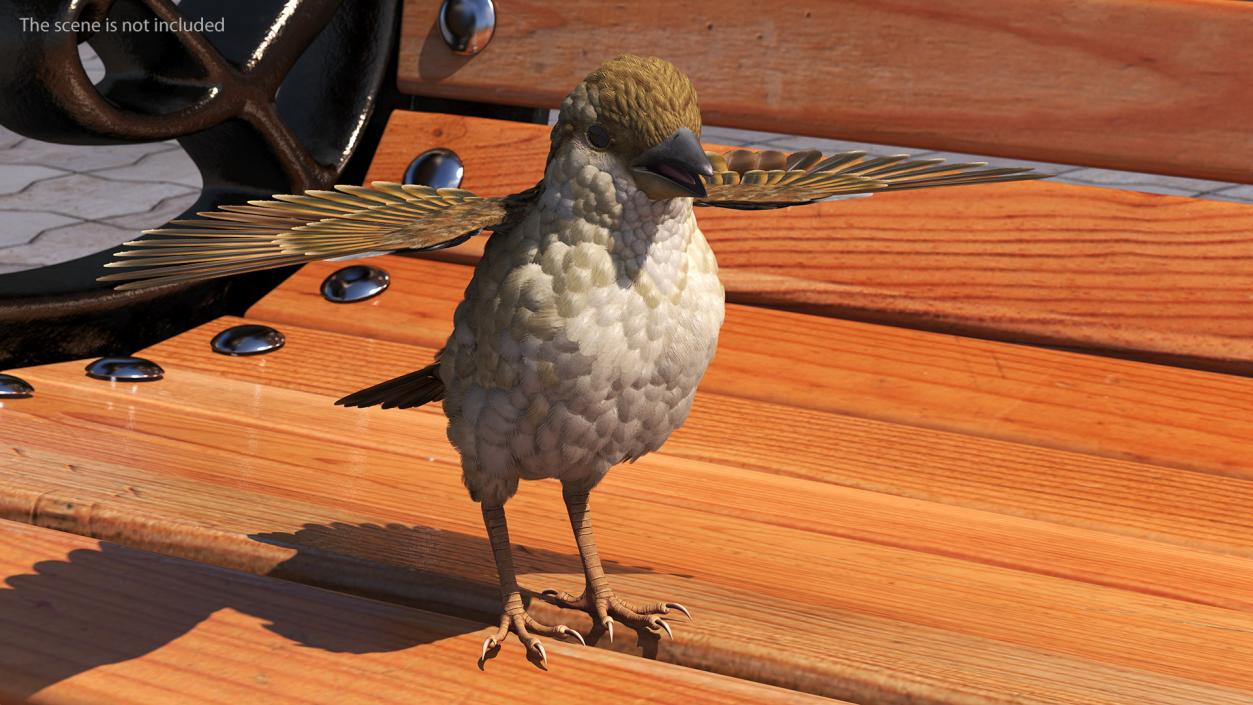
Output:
[654, 618, 673, 640]
[558, 625, 587, 646]
[666, 602, 693, 621]
[530, 640, 548, 668]
[480, 592, 586, 667]
[479, 636, 498, 662]
[544, 588, 691, 642]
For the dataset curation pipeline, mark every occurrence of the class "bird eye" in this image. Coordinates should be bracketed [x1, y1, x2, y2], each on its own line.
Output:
[586, 124, 611, 149]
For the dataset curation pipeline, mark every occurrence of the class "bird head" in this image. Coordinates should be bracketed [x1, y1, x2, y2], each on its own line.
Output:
[550, 55, 712, 200]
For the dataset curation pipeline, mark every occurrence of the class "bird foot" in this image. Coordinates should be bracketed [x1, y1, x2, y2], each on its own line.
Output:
[540, 587, 691, 642]
[479, 593, 586, 668]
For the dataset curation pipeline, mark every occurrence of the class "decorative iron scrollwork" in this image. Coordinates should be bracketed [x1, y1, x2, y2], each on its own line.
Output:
[0, 0, 398, 369]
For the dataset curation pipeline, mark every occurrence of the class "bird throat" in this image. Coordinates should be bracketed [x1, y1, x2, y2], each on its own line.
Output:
[538, 146, 696, 286]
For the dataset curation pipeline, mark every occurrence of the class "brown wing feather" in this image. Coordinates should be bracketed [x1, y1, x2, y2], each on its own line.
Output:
[98, 182, 516, 290]
[696, 148, 1047, 210]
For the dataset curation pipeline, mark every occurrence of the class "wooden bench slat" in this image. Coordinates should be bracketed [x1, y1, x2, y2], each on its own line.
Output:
[363, 112, 1253, 374]
[251, 256, 1253, 482]
[9, 351, 1253, 613]
[126, 316, 1253, 560]
[398, 0, 1253, 184]
[0, 520, 820, 705]
[4, 323, 1253, 703]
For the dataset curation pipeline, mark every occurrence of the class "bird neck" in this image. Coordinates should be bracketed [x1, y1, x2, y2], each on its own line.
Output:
[537, 146, 696, 274]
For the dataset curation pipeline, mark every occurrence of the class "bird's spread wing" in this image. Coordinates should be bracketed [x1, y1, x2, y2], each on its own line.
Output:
[98, 183, 512, 290]
[696, 148, 1046, 210]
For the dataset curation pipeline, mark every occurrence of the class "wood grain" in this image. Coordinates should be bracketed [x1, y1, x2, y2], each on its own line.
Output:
[363, 111, 1253, 374]
[136, 318, 1253, 561]
[0, 519, 830, 705]
[397, 0, 1253, 184]
[5, 348, 1253, 704]
[251, 256, 1253, 482]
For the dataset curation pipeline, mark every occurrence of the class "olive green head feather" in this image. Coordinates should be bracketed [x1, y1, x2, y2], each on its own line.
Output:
[552, 54, 702, 160]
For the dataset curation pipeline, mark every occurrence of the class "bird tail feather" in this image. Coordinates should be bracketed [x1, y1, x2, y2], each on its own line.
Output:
[335, 364, 445, 410]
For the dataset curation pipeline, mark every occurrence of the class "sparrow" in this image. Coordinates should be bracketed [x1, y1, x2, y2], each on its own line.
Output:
[100, 55, 1043, 666]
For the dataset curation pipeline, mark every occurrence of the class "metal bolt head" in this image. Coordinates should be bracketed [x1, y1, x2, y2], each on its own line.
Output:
[439, 0, 496, 56]
[321, 265, 391, 303]
[211, 324, 286, 356]
[403, 148, 464, 190]
[85, 357, 164, 382]
[0, 374, 33, 399]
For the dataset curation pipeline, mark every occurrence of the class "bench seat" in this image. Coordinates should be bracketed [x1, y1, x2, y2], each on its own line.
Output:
[366, 112, 1253, 375]
[4, 250, 1252, 703]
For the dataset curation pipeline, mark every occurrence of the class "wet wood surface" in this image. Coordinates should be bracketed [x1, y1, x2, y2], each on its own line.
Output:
[0, 519, 830, 705]
[397, 0, 1253, 184]
[364, 111, 1253, 375]
[3, 253, 1252, 704]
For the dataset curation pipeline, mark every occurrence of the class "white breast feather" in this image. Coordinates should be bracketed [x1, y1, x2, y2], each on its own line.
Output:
[440, 140, 725, 506]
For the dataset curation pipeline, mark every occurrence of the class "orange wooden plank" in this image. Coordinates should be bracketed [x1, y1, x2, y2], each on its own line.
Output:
[398, 0, 1253, 183]
[251, 255, 1253, 482]
[129, 317, 1253, 561]
[4, 322, 1253, 704]
[0, 520, 823, 705]
[363, 111, 1253, 374]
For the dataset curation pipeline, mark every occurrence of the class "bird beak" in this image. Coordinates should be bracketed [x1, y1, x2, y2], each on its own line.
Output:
[631, 127, 714, 200]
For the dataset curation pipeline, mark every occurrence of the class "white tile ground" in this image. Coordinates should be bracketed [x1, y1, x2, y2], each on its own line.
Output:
[1199, 184, 1253, 205]
[100, 193, 201, 231]
[0, 211, 80, 248]
[0, 172, 196, 220]
[93, 147, 201, 189]
[0, 219, 138, 268]
[0, 165, 65, 196]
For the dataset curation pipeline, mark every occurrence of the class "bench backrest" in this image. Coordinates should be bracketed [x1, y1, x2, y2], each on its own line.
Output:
[400, 0, 1253, 184]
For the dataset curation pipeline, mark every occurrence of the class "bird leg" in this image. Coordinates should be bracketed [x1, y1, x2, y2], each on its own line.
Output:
[479, 503, 585, 666]
[542, 487, 691, 642]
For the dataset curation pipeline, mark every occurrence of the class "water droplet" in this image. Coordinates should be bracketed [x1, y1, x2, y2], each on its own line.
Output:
[0, 374, 33, 399]
[321, 265, 391, 303]
[211, 324, 286, 356]
[85, 357, 164, 382]
[403, 148, 464, 189]
[438, 0, 496, 56]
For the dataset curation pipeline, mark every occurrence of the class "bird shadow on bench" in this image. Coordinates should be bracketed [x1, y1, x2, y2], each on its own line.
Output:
[253, 521, 672, 663]
[0, 521, 656, 697]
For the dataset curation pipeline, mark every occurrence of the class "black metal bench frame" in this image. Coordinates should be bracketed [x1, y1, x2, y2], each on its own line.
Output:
[0, 0, 542, 369]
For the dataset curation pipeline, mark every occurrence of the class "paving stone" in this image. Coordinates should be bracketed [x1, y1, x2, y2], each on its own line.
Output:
[0, 138, 179, 172]
[0, 211, 80, 248]
[0, 127, 25, 151]
[748, 132, 930, 155]
[92, 147, 201, 189]
[1205, 185, 1253, 204]
[0, 172, 196, 220]
[79, 44, 105, 84]
[0, 165, 64, 196]
[0, 219, 135, 268]
[700, 125, 785, 147]
[1057, 168, 1228, 197]
[101, 191, 199, 230]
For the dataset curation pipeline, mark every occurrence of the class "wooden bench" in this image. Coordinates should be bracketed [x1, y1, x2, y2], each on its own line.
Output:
[3, 1, 1253, 703]
[0, 519, 823, 704]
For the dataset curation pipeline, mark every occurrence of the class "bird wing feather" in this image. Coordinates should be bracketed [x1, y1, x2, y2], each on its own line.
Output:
[98, 182, 514, 290]
[696, 148, 1047, 210]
